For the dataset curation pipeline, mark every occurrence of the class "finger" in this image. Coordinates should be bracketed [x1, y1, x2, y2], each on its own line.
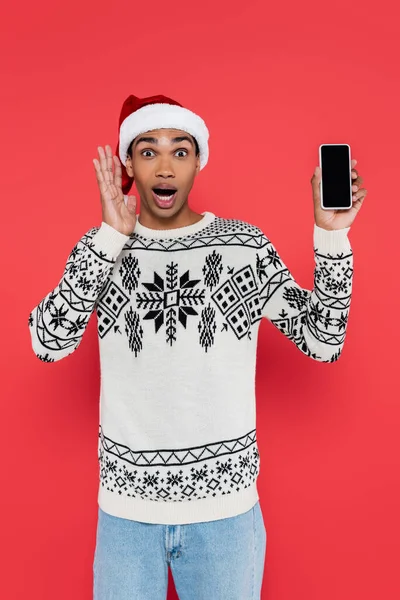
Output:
[311, 165, 321, 183]
[352, 188, 367, 203]
[351, 159, 357, 167]
[105, 145, 114, 186]
[352, 193, 366, 211]
[351, 168, 362, 178]
[311, 166, 321, 199]
[113, 155, 122, 190]
[93, 158, 109, 197]
[98, 146, 112, 186]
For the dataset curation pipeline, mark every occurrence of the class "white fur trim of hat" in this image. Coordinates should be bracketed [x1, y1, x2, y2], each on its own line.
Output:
[118, 103, 209, 170]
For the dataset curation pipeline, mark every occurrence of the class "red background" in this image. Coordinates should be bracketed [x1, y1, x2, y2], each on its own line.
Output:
[1, 0, 399, 598]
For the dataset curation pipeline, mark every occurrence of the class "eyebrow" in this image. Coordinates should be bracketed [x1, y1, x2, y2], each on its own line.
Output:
[134, 135, 194, 148]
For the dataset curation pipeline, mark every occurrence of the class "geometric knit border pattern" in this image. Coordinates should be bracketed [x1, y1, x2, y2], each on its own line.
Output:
[98, 426, 260, 502]
[123, 217, 264, 252]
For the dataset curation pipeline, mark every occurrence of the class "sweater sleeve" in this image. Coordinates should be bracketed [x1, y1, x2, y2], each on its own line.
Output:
[255, 224, 353, 362]
[28, 221, 130, 362]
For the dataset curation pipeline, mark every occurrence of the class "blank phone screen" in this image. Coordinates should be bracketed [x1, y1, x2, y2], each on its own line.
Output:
[320, 145, 351, 209]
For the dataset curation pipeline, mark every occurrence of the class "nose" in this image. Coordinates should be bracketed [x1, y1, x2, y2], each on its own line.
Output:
[155, 155, 175, 178]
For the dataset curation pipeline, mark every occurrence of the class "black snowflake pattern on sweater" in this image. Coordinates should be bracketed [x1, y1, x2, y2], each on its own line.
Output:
[136, 263, 206, 346]
[98, 425, 260, 502]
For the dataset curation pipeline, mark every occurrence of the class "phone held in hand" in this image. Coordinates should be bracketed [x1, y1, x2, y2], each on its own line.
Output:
[319, 144, 352, 210]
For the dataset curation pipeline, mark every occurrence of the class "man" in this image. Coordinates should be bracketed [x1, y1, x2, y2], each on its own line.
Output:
[28, 94, 367, 599]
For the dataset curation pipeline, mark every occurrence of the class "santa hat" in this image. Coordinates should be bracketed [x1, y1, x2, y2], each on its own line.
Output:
[115, 94, 210, 194]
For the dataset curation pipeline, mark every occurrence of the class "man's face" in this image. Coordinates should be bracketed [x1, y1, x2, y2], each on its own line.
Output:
[125, 128, 201, 217]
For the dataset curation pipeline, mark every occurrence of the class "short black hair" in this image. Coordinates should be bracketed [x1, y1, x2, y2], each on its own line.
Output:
[126, 132, 200, 159]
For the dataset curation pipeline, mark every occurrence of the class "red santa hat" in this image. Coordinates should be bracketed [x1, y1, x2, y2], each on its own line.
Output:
[115, 94, 210, 194]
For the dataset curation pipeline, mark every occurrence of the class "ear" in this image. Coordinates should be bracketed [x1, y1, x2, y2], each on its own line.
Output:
[195, 155, 201, 173]
[125, 155, 134, 179]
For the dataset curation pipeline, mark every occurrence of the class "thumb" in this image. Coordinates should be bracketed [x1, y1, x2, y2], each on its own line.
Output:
[311, 166, 321, 200]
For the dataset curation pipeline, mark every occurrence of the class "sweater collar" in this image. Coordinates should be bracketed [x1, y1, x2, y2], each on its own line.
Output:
[133, 211, 215, 239]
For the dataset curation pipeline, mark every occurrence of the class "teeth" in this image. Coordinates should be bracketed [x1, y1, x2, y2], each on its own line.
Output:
[155, 192, 175, 200]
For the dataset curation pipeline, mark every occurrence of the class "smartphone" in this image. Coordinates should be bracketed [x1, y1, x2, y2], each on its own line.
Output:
[319, 144, 352, 210]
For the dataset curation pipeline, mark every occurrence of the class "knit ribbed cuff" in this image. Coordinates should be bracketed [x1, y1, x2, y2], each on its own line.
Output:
[91, 221, 130, 259]
[313, 223, 351, 254]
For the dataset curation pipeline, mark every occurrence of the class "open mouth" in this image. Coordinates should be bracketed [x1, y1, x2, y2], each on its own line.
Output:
[152, 188, 177, 199]
[152, 187, 178, 208]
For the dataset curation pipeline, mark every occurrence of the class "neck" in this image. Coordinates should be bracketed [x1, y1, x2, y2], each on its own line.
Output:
[137, 201, 204, 231]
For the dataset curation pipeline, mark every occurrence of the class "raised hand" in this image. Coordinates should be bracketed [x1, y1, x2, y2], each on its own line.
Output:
[311, 158, 368, 230]
[93, 145, 137, 236]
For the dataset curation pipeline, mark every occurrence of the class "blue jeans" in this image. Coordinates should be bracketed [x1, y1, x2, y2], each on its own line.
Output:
[93, 500, 267, 599]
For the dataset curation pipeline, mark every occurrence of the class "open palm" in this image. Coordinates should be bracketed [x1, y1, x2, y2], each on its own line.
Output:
[93, 145, 137, 236]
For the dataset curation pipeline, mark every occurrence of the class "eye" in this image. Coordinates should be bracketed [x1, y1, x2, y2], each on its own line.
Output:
[140, 149, 189, 158]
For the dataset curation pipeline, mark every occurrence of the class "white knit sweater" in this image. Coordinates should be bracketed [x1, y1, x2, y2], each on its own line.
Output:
[28, 211, 353, 524]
